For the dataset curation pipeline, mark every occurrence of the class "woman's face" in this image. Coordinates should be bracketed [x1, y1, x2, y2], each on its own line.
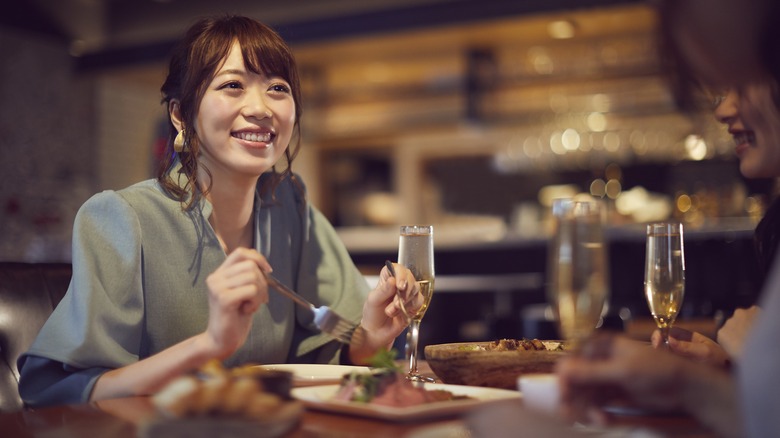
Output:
[195, 40, 296, 182]
[715, 83, 780, 179]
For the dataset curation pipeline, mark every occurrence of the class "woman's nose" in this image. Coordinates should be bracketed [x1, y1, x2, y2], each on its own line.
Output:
[714, 89, 739, 123]
[244, 92, 272, 119]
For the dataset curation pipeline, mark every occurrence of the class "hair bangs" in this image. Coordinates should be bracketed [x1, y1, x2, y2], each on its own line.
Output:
[237, 27, 298, 90]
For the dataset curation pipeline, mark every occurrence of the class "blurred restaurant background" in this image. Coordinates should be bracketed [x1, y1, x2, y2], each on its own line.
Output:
[0, 0, 768, 346]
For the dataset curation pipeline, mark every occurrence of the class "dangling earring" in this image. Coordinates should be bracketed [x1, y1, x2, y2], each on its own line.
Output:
[173, 129, 186, 152]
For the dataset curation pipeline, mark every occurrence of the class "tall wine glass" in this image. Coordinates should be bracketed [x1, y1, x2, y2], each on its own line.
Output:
[397, 225, 435, 382]
[644, 222, 685, 347]
[547, 198, 609, 344]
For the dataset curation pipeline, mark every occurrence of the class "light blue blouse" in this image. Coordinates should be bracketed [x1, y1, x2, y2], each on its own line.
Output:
[18, 171, 369, 407]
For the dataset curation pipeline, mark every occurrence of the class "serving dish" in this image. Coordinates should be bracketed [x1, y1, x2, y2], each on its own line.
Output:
[425, 341, 570, 389]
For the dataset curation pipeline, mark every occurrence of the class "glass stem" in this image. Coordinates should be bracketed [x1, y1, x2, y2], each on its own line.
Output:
[406, 319, 421, 375]
[661, 326, 671, 348]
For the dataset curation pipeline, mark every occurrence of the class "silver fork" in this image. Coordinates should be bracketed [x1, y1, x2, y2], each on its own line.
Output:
[262, 272, 357, 344]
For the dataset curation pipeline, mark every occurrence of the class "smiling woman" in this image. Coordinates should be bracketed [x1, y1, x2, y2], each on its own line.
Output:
[16, 15, 414, 409]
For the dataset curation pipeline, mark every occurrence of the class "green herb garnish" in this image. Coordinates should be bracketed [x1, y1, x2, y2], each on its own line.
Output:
[366, 348, 401, 371]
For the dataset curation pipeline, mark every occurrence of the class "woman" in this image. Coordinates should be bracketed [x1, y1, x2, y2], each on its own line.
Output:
[17, 15, 412, 407]
[556, 2, 780, 436]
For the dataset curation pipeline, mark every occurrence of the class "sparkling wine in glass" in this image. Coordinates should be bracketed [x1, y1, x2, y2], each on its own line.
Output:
[547, 198, 609, 343]
[397, 225, 435, 382]
[644, 222, 685, 347]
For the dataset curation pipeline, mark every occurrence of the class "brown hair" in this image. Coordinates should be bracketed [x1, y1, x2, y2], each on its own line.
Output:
[157, 15, 303, 210]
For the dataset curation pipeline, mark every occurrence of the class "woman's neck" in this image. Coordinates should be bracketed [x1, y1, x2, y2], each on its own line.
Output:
[201, 172, 259, 254]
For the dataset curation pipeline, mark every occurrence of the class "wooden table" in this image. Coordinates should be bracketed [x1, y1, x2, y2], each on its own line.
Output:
[0, 363, 716, 438]
[0, 396, 717, 438]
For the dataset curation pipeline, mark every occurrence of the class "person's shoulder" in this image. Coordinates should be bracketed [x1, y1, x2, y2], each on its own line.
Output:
[78, 179, 174, 216]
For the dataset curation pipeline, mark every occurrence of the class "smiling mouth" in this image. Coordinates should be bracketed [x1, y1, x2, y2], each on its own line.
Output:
[232, 131, 274, 143]
[733, 131, 756, 147]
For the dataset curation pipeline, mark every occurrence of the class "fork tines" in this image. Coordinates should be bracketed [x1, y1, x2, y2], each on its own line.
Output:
[315, 311, 356, 344]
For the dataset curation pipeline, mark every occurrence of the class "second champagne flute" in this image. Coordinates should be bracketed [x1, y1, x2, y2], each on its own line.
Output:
[644, 222, 685, 347]
[397, 225, 435, 382]
[547, 198, 610, 344]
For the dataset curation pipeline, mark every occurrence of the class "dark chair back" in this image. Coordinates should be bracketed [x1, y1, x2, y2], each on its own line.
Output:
[0, 262, 71, 412]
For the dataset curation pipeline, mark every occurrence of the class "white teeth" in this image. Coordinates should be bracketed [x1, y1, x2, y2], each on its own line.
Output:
[734, 132, 755, 145]
[235, 132, 272, 142]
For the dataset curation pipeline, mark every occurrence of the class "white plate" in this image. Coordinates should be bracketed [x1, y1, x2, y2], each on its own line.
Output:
[292, 383, 521, 422]
[258, 364, 371, 386]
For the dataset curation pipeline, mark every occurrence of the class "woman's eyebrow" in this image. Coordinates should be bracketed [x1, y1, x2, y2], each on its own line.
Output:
[214, 68, 246, 78]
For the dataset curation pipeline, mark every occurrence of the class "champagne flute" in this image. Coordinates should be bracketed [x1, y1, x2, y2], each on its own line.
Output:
[547, 198, 609, 344]
[644, 222, 685, 347]
[396, 225, 435, 382]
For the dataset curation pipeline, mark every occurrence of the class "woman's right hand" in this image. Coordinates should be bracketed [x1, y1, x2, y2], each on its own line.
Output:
[651, 326, 731, 368]
[204, 247, 272, 359]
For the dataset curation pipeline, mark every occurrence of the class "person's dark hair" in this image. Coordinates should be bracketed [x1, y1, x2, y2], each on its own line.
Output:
[655, 0, 780, 111]
[654, 1, 707, 113]
[157, 15, 303, 210]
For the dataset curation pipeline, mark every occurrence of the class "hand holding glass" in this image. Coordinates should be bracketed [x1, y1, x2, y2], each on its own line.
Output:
[644, 222, 685, 347]
[396, 225, 435, 382]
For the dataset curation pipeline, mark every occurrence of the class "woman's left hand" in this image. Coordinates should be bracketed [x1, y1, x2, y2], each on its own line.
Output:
[651, 326, 731, 369]
[348, 262, 415, 364]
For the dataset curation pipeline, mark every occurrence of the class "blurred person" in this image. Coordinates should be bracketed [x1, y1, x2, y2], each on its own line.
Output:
[648, 80, 778, 365]
[556, 1, 780, 436]
[717, 305, 760, 358]
[17, 15, 414, 407]
[467, 1, 780, 436]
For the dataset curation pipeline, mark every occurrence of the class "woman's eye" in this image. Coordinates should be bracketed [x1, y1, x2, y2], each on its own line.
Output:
[219, 81, 243, 90]
[270, 83, 291, 94]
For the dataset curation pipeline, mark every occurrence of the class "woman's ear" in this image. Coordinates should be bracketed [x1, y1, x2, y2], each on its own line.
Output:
[169, 100, 184, 131]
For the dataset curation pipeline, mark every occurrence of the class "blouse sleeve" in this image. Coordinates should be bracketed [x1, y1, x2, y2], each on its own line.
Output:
[18, 191, 146, 407]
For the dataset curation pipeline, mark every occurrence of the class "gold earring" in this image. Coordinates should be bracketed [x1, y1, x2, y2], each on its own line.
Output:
[173, 129, 186, 152]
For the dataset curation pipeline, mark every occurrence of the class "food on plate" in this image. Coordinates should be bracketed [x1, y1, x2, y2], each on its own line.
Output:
[483, 338, 564, 352]
[152, 360, 293, 420]
[332, 349, 470, 407]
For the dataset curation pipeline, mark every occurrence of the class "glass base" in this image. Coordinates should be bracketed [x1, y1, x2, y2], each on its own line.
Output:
[406, 373, 435, 383]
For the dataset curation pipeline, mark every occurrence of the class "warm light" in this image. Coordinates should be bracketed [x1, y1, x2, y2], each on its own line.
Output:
[529, 47, 554, 74]
[548, 20, 576, 39]
[685, 134, 708, 160]
[605, 163, 622, 181]
[590, 179, 606, 198]
[586, 112, 607, 132]
[605, 179, 622, 199]
[676, 194, 692, 213]
[603, 132, 621, 152]
[561, 128, 580, 151]
[550, 131, 565, 155]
